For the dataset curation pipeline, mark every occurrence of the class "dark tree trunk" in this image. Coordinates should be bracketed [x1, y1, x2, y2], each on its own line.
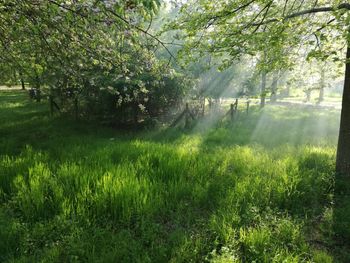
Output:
[34, 72, 41, 102]
[74, 98, 79, 121]
[35, 89, 41, 102]
[270, 71, 278, 103]
[12, 70, 17, 86]
[133, 103, 138, 124]
[19, 72, 25, 90]
[336, 46, 350, 176]
[20, 78, 25, 90]
[50, 95, 54, 115]
[261, 71, 266, 107]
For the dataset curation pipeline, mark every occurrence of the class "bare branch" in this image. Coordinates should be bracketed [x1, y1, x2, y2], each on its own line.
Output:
[252, 1, 274, 33]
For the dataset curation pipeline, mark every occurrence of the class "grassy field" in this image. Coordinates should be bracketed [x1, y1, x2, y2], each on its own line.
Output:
[0, 90, 349, 262]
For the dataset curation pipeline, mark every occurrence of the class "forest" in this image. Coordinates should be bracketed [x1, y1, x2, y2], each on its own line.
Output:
[0, 0, 350, 262]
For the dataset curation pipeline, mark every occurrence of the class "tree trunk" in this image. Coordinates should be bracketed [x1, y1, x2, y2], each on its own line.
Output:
[20, 78, 25, 90]
[201, 97, 205, 117]
[208, 98, 213, 111]
[305, 89, 311, 102]
[318, 68, 325, 104]
[133, 103, 138, 124]
[74, 98, 79, 121]
[19, 72, 25, 90]
[12, 70, 17, 87]
[185, 103, 190, 129]
[336, 46, 350, 176]
[285, 76, 290, 98]
[270, 71, 278, 103]
[261, 71, 266, 108]
[35, 89, 41, 102]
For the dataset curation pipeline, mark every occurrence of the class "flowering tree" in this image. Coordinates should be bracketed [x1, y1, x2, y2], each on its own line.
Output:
[0, 0, 188, 119]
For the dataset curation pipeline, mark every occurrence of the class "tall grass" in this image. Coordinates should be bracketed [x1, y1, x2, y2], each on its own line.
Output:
[0, 90, 347, 262]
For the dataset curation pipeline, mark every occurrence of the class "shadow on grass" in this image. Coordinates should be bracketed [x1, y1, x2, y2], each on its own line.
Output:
[333, 175, 350, 261]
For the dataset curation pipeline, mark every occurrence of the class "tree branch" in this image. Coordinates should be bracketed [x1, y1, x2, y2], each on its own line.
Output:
[48, 0, 177, 64]
[105, 8, 177, 63]
[252, 3, 350, 26]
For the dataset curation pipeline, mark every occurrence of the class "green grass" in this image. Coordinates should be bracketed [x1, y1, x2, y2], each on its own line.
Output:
[0, 90, 349, 262]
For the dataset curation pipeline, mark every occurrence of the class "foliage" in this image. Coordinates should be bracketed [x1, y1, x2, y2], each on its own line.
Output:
[166, 0, 349, 72]
[0, 0, 191, 119]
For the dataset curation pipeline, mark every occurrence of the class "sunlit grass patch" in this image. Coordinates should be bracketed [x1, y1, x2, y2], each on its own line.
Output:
[0, 90, 347, 262]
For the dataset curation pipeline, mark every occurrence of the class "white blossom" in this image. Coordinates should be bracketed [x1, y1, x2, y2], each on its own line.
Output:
[138, 104, 146, 111]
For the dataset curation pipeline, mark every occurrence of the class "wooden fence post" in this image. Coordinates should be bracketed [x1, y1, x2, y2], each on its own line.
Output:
[133, 103, 138, 124]
[230, 103, 234, 121]
[50, 95, 54, 116]
[185, 103, 190, 128]
[202, 97, 205, 117]
[35, 89, 41, 103]
[246, 100, 250, 115]
[74, 97, 78, 120]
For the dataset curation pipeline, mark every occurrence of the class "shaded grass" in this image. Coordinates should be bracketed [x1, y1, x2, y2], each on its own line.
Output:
[0, 90, 348, 262]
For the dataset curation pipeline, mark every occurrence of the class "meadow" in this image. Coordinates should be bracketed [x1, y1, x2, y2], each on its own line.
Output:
[1, 90, 349, 262]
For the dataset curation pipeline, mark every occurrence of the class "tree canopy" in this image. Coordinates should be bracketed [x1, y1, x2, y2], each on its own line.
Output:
[0, 0, 193, 119]
[168, 1, 350, 70]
